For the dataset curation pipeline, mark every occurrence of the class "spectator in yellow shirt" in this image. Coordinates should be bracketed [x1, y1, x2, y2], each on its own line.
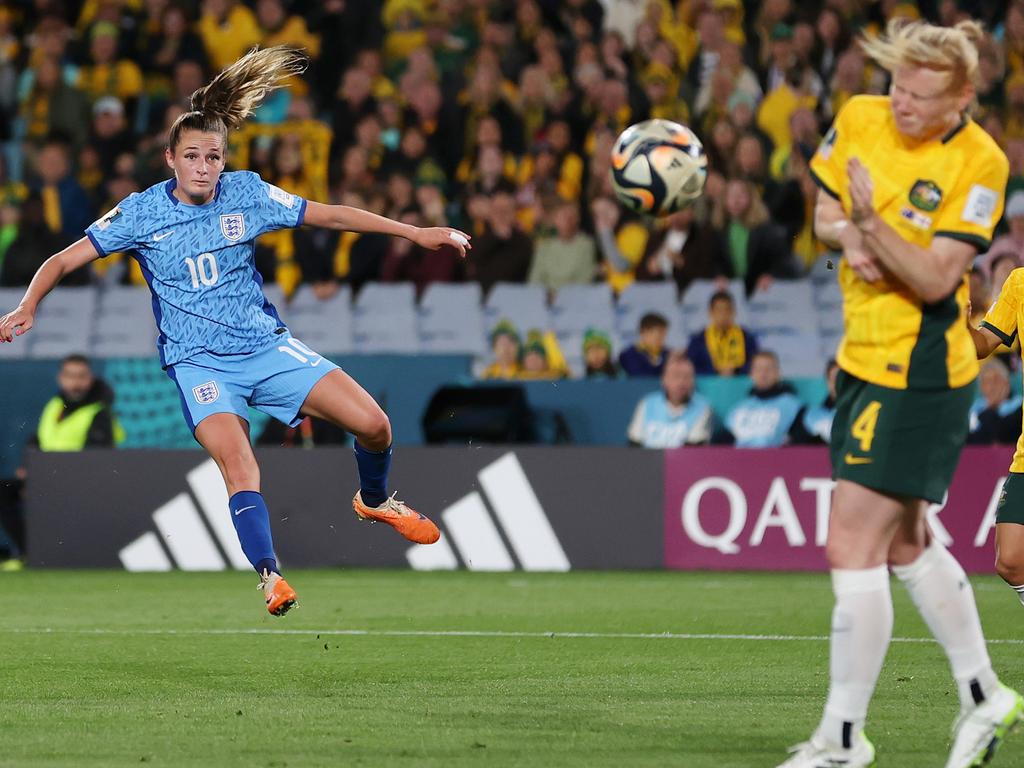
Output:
[77, 21, 143, 107]
[198, 0, 262, 74]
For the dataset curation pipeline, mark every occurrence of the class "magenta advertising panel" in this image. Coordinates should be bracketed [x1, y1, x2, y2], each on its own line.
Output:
[664, 446, 1010, 573]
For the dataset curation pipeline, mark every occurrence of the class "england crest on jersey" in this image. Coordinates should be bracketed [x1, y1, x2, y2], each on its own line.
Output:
[192, 381, 220, 404]
[220, 214, 246, 242]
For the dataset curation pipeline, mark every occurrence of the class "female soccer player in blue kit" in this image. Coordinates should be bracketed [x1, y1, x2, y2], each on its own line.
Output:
[0, 47, 471, 617]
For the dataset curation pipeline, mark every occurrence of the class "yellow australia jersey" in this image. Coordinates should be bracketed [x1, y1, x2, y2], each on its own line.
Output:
[980, 268, 1024, 471]
[811, 95, 1008, 390]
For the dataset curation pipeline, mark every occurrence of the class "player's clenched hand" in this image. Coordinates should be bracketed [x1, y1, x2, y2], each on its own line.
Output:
[0, 305, 34, 343]
[413, 227, 473, 257]
[847, 157, 875, 227]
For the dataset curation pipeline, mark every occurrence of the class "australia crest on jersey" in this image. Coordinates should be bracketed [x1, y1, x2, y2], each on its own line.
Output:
[192, 381, 220, 404]
[220, 213, 246, 241]
[909, 180, 942, 212]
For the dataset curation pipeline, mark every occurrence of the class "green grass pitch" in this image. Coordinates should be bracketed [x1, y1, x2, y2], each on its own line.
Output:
[2, 570, 1022, 767]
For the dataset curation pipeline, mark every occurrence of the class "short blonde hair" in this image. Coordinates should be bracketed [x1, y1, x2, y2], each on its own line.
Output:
[860, 18, 985, 92]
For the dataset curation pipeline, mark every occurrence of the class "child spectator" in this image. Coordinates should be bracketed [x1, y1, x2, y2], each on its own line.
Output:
[687, 290, 759, 376]
[619, 312, 670, 377]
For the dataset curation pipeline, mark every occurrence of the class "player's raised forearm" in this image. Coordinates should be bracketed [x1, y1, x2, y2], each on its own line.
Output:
[325, 204, 417, 240]
[813, 192, 849, 250]
[858, 214, 971, 303]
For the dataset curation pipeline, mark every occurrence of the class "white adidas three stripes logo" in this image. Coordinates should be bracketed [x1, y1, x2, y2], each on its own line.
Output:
[118, 453, 570, 573]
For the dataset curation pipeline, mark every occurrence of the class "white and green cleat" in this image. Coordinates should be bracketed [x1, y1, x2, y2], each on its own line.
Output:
[945, 684, 1024, 768]
[777, 731, 875, 768]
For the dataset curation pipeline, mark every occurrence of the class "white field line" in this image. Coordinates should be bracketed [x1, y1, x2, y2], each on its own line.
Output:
[1, 627, 1022, 645]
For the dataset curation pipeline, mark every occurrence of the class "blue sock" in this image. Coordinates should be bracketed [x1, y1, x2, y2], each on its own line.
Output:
[354, 441, 392, 507]
[229, 491, 279, 575]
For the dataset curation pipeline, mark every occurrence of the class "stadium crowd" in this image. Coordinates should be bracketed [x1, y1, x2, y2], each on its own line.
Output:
[0, 0, 1021, 377]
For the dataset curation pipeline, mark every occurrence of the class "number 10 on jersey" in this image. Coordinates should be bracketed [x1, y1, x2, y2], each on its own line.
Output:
[185, 253, 220, 288]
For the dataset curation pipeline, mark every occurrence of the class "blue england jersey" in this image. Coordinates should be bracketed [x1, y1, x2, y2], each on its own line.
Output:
[85, 171, 307, 367]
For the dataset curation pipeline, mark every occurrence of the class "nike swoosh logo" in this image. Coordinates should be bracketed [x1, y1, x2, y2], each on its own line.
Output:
[234, 505, 257, 516]
[310, 357, 322, 367]
[844, 453, 873, 465]
[153, 231, 175, 242]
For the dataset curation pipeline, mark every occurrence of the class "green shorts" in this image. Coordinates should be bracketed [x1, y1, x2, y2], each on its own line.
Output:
[996, 473, 1024, 525]
[830, 370, 973, 503]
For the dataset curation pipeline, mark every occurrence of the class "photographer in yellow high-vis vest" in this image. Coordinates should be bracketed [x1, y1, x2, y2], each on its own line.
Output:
[1, 355, 124, 571]
[34, 354, 125, 452]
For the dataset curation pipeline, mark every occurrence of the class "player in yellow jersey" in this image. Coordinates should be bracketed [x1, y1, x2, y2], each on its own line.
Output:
[778, 19, 1023, 768]
[968, 274, 1024, 609]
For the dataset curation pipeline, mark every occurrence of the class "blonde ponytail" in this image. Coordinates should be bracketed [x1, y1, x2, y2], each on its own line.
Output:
[860, 18, 983, 91]
[169, 46, 308, 150]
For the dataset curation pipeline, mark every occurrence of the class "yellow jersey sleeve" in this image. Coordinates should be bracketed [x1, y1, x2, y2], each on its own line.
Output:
[981, 268, 1024, 347]
[809, 99, 856, 200]
[933, 139, 1008, 253]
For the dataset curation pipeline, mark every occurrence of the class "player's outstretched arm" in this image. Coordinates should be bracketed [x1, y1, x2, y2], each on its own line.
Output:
[0, 237, 100, 342]
[302, 201, 472, 257]
[847, 158, 976, 303]
[964, 304, 1003, 359]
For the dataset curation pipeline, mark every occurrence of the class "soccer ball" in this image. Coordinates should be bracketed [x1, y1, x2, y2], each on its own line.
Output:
[609, 119, 708, 217]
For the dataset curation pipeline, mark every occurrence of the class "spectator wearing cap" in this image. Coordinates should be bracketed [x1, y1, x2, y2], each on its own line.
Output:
[687, 290, 758, 376]
[982, 191, 1024, 277]
[641, 61, 689, 125]
[517, 330, 566, 381]
[528, 199, 596, 293]
[627, 351, 714, 448]
[757, 26, 819, 153]
[89, 96, 131, 177]
[619, 312, 670, 378]
[582, 329, 619, 379]
[482, 321, 522, 380]
[76, 21, 143, 108]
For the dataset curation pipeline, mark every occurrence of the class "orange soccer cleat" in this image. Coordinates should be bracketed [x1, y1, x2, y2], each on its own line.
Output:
[352, 491, 440, 545]
[257, 570, 297, 617]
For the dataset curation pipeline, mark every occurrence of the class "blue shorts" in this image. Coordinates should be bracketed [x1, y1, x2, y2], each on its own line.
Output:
[167, 332, 339, 434]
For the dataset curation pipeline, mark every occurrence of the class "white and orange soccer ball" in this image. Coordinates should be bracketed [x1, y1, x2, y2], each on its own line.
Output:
[609, 119, 708, 217]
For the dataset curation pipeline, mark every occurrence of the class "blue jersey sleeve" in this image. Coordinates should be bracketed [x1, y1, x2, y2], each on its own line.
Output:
[85, 194, 140, 257]
[242, 172, 308, 237]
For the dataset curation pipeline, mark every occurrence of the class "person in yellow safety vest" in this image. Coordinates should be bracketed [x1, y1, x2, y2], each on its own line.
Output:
[32, 353, 125, 451]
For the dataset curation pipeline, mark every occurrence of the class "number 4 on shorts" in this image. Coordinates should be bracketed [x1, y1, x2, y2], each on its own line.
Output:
[851, 401, 882, 453]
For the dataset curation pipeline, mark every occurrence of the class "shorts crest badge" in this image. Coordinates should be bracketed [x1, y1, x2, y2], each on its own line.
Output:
[192, 381, 220, 404]
[220, 214, 246, 241]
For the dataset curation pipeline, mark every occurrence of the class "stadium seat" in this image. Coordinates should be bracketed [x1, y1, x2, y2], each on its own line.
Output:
[483, 283, 550, 337]
[680, 279, 749, 328]
[418, 283, 486, 355]
[615, 282, 687, 350]
[28, 286, 98, 359]
[269, 285, 354, 355]
[93, 286, 158, 358]
[758, 328, 827, 378]
[746, 280, 817, 334]
[353, 282, 418, 353]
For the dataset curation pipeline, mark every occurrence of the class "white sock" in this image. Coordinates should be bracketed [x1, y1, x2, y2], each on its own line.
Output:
[818, 566, 893, 749]
[1013, 584, 1024, 607]
[891, 541, 999, 711]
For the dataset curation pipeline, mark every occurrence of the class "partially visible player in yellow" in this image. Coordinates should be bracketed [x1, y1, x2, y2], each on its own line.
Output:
[967, 274, 1024, 606]
[778, 18, 1022, 768]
